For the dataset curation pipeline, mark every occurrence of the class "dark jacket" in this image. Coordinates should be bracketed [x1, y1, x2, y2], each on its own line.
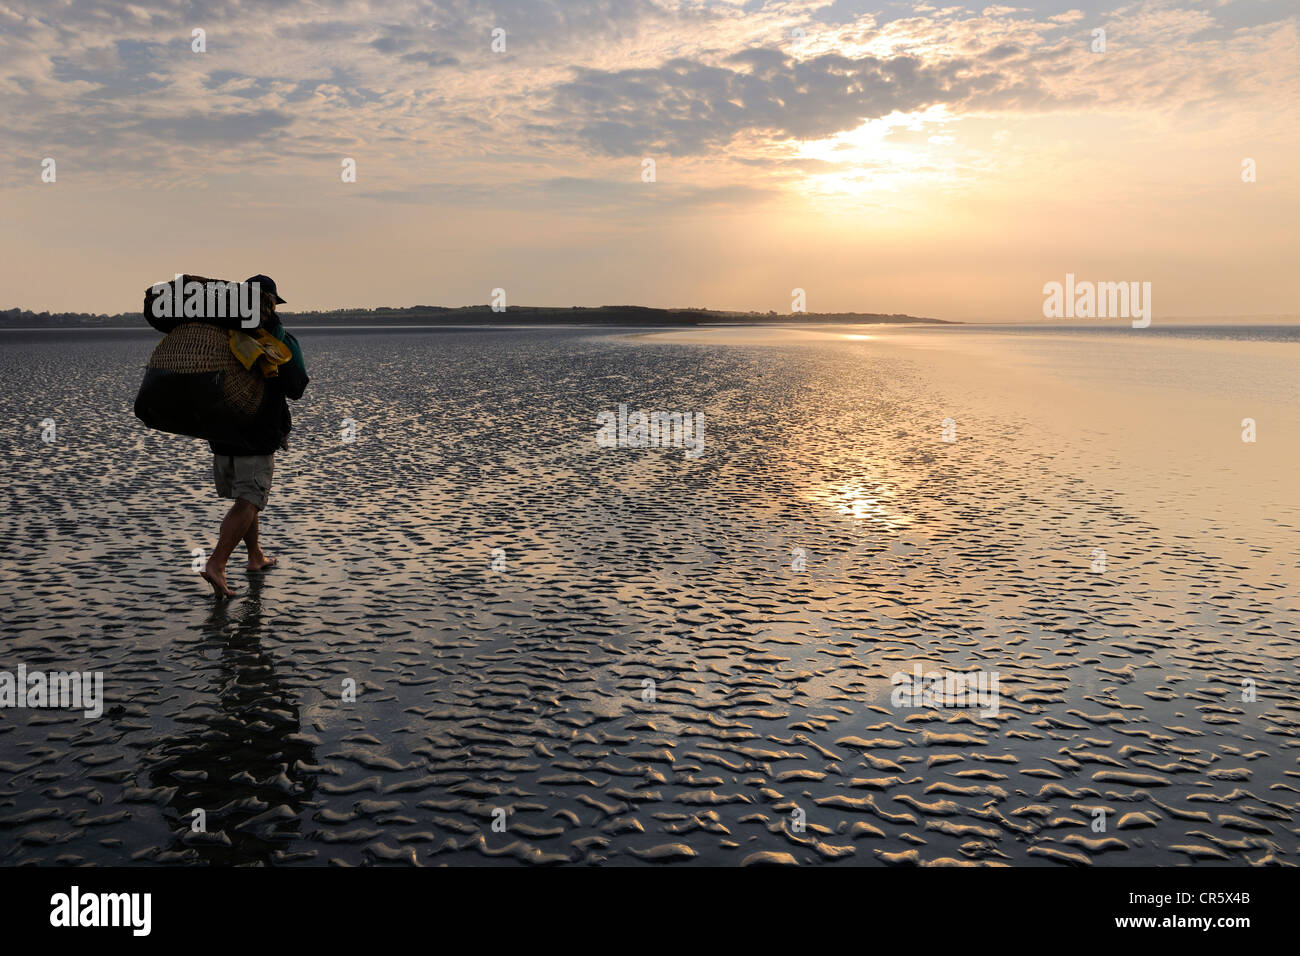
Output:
[210, 320, 308, 457]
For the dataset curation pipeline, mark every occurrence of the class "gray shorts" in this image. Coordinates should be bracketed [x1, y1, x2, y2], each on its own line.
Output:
[214, 453, 274, 510]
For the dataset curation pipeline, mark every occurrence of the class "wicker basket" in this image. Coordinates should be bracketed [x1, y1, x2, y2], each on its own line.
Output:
[146, 322, 264, 416]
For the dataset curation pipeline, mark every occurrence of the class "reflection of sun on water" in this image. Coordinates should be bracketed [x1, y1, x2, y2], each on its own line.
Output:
[814, 479, 914, 532]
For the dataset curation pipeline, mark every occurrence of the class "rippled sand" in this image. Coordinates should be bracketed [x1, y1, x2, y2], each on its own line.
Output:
[1, 325, 1297, 866]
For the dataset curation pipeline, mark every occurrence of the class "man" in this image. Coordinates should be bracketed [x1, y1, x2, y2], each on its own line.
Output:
[201, 274, 309, 598]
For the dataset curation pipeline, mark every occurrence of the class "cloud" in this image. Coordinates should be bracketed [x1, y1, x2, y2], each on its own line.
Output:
[353, 175, 774, 214]
[128, 108, 294, 143]
[546, 48, 1023, 155]
[49, 38, 172, 99]
[0, 0, 1293, 188]
[399, 51, 461, 67]
[370, 36, 415, 54]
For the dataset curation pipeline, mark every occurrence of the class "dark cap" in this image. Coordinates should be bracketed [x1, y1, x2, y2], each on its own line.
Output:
[245, 274, 287, 304]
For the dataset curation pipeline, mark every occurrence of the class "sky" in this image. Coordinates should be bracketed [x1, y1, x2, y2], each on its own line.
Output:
[1, 0, 1296, 321]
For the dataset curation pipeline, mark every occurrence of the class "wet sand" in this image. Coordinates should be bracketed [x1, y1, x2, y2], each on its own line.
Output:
[1, 325, 1297, 866]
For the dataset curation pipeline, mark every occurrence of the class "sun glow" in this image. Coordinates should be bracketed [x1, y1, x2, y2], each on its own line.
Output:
[793, 106, 960, 202]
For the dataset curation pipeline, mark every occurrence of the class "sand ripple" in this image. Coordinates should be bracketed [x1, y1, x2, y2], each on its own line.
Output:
[1, 328, 1297, 866]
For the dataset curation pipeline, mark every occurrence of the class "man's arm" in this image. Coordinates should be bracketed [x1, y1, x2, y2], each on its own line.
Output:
[272, 322, 309, 400]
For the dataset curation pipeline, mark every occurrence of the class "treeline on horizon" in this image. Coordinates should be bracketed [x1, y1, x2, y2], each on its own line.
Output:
[0, 304, 950, 328]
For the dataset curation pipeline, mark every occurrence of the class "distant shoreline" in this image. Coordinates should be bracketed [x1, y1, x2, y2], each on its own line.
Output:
[3, 320, 1295, 336]
[4, 308, 1292, 331]
[0, 304, 952, 330]
[0, 320, 948, 334]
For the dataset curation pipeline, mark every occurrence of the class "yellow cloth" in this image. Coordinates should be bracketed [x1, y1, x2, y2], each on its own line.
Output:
[229, 328, 292, 377]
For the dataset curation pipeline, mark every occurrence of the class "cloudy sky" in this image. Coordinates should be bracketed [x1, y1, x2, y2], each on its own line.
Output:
[2, 0, 1296, 319]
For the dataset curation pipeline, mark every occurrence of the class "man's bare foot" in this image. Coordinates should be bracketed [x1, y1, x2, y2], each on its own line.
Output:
[201, 558, 237, 598]
[246, 552, 278, 572]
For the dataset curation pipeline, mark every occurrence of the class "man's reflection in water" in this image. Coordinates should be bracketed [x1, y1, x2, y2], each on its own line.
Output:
[147, 575, 316, 864]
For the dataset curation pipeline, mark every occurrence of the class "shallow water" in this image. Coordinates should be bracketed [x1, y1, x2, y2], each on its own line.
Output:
[1, 326, 1297, 866]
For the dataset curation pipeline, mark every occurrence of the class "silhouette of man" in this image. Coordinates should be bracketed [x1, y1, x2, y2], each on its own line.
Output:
[201, 275, 308, 597]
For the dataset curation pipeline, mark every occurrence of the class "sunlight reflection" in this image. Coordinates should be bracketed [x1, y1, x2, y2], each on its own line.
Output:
[815, 479, 914, 531]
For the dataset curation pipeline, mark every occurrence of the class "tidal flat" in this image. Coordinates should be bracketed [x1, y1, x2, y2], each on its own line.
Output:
[1, 324, 1296, 866]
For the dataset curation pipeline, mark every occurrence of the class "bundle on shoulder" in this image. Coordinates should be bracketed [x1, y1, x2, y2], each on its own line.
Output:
[133, 275, 294, 453]
[143, 275, 276, 334]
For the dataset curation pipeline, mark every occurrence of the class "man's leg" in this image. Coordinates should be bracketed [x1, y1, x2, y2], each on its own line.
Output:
[243, 511, 277, 571]
[202, 498, 257, 597]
